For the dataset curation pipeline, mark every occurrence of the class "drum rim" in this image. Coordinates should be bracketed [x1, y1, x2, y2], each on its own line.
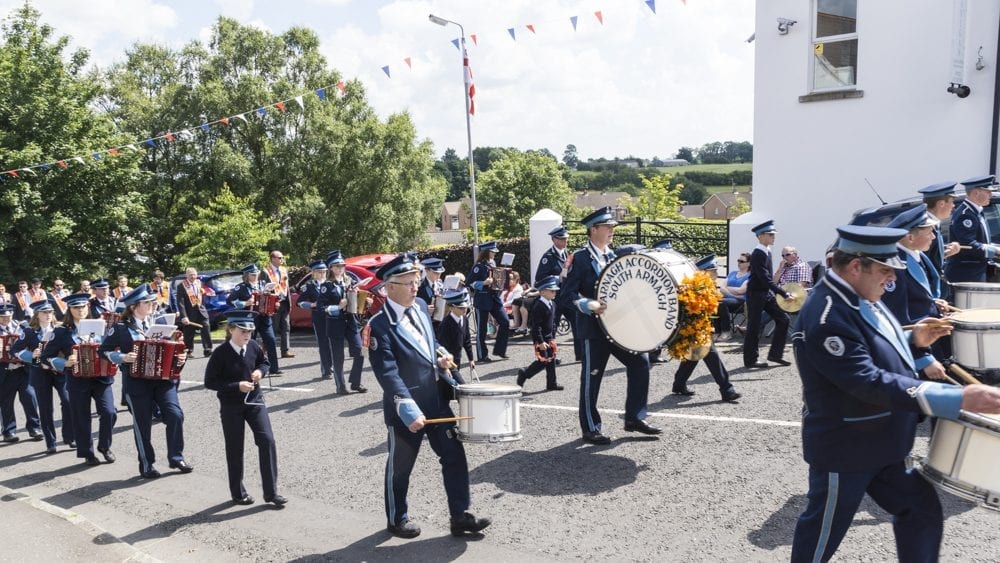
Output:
[958, 410, 1000, 435]
[952, 282, 1000, 292]
[593, 248, 692, 354]
[456, 383, 522, 392]
[911, 455, 1000, 511]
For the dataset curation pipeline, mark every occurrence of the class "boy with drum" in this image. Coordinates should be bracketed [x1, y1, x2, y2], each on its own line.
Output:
[516, 275, 563, 392]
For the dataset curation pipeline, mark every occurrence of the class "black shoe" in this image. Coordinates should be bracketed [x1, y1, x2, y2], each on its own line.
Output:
[203, 349, 213, 357]
[582, 431, 612, 445]
[265, 494, 288, 507]
[546, 384, 564, 391]
[768, 358, 792, 366]
[624, 420, 663, 435]
[269, 370, 284, 376]
[321, 374, 331, 380]
[170, 460, 194, 473]
[496, 354, 509, 360]
[450, 512, 491, 536]
[672, 387, 695, 396]
[516, 369, 527, 387]
[2, 434, 20, 443]
[722, 389, 742, 403]
[554, 358, 562, 366]
[98, 449, 116, 463]
[84, 456, 101, 466]
[281, 351, 296, 358]
[387, 518, 421, 539]
[746, 362, 770, 369]
[232, 494, 255, 505]
[337, 388, 350, 396]
[29, 431, 44, 441]
[141, 468, 161, 479]
[45, 447, 57, 455]
[65, 440, 76, 449]
[350, 385, 368, 393]
[479, 356, 493, 363]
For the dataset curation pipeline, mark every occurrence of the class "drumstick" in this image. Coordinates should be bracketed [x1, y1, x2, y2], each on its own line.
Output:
[938, 303, 963, 313]
[424, 416, 473, 425]
[186, 321, 203, 329]
[940, 373, 962, 386]
[947, 363, 983, 385]
[900, 319, 952, 330]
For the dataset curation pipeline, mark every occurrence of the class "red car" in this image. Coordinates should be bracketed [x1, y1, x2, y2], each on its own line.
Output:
[289, 254, 397, 329]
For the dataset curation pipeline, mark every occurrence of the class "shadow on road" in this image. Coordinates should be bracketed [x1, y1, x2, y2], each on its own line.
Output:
[468, 440, 646, 496]
[289, 529, 470, 562]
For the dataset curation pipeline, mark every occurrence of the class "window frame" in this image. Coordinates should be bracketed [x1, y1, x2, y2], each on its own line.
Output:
[809, 0, 860, 94]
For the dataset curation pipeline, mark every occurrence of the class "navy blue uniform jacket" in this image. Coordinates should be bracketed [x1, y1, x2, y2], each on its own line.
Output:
[880, 248, 939, 326]
[792, 273, 949, 472]
[945, 199, 995, 282]
[368, 300, 454, 429]
[559, 247, 604, 340]
[204, 341, 269, 403]
[534, 246, 565, 285]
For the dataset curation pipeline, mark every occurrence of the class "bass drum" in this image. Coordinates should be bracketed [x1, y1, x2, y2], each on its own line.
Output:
[595, 248, 696, 353]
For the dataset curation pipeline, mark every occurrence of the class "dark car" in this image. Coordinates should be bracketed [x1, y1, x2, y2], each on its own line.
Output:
[288, 254, 395, 329]
[850, 192, 1000, 244]
[168, 270, 243, 329]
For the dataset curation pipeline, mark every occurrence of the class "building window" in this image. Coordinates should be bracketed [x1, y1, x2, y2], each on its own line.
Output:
[450, 215, 459, 230]
[811, 0, 858, 92]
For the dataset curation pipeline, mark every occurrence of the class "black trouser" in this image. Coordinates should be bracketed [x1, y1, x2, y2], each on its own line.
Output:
[672, 346, 734, 395]
[182, 318, 213, 353]
[743, 290, 789, 367]
[274, 298, 291, 353]
[219, 398, 278, 500]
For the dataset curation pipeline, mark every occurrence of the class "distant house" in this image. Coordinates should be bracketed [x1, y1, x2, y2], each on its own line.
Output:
[439, 198, 473, 232]
[702, 191, 752, 220]
[661, 159, 690, 167]
[574, 191, 633, 221]
[679, 204, 703, 219]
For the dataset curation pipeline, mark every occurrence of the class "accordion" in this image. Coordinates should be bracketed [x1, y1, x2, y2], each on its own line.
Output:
[72, 342, 118, 378]
[131, 339, 185, 380]
[0, 333, 23, 364]
[489, 267, 511, 290]
[101, 312, 121, 336]
[253, 292, 279, 317]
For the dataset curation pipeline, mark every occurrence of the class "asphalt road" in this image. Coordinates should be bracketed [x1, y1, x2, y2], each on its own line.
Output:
[1, 329, 999, 562]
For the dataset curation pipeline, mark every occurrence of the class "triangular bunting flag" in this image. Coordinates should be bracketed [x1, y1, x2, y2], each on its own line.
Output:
[72, 157, 85, 165]
[256, 107, 267, 118]
[294, 95, 305, 110]
[219, 117, 230, 126]
[40, 164, 50, 170]
[234, 114, 249, 125]
[144, 139, 156, 147]
[56, 161, 68, 169]
[336, 81, 345, 94]
[92, 153, 102, 160]
[275, 101, 286, 112]
[451, 38, 460, 50]
[507, 28, 516, 40]
[470, 34, 477, 46]
[20, 168, 36, 175]
[645, 0, 656, 13]
[381, 65, 391, 78]
[526, 24, 535, 33]
[124, 144, 138, 152]
[570, 15, 578, 30]
[316, 87, 327, 100]
[108, 148, 120, 156]
[200, 123, 210, 132]
[595, 11, 603, 25]
[178, 129, 193, 141]
[164, 132, 176, 141]
[7, 171, 17, 178]
[404, 57, 411, 69]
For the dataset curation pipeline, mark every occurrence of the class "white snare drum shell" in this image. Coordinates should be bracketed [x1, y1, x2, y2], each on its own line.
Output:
[455, 383, 521, 443]
[952, 282, 1000, 310]
[949, 308, 1000, 371]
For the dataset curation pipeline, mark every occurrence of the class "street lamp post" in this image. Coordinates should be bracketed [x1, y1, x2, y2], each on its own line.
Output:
[429, 13, 479, 256]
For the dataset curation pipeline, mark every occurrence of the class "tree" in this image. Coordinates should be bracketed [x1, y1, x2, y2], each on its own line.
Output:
[175, 184, 279, 269]
[626, 173, 684, 221]
[562, 144, 579, 168]
[437, 147, 469, 200]
[679, 180, 708, 205]
[730, 195, 751, 218]
[476, 150, 575, 238]
[675, 147, 695, 163]
[0, 5, 148, 282]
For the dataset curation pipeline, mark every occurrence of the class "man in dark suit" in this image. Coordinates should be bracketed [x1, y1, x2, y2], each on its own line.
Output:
[88, 278, 117, 319]
[516, 275, 563, 391]
[204, 310, 286, 507]
[743, 220, 792, 369]
[537, 225, 581, 362]
[175, 267, 213, 357]
[561, 206, 660, 445]
[919, 181, 960, 301]
[367, 253, 489, 540]
[944, 174, 999, 284]
[790, 225, 1000, 562]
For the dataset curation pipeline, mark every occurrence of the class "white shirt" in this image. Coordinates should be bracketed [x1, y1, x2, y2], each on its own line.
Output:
[386, 298, 427, 348]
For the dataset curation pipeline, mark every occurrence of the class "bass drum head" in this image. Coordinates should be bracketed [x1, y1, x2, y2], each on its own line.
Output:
[595, 248, 696, 353]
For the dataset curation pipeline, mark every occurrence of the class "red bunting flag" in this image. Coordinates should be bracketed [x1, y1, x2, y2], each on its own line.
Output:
[108, 148, 120, 156]
[594, 11, 603, 24]
[56, 160, 67, 169]
[463, 44, 476, 115]
[7, 171, 17, 178]
[470, 34, 477, 46]
[275, 101, 286, 112]
[164, 132, 176, 141]
[336, 80, 346, 94]
[219, 117, 230, 126]
[404, 57, 412, 69]
[526, 24, 535, 33]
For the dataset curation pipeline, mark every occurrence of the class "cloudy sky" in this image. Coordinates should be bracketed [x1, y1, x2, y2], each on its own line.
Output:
[0, 0, 755, 160]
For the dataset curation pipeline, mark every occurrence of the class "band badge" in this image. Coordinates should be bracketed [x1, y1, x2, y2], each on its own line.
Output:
[963, 219, 973, 228]
[884, 280, 896, 292]
[823, 336, 845, 357]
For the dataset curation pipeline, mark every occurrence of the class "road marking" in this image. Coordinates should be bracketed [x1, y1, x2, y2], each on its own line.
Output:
[521, 402, 801, 428]
[179, 380, 315, 393]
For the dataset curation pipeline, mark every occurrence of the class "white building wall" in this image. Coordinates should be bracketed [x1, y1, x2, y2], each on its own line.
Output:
[740, 0, 1000, 266]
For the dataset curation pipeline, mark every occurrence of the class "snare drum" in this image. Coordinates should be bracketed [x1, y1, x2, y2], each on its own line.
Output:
[949, 308, 1000, 371]
[951, 282, 1000, 310]
[911, 411, 1000, 511]
[595, 248, 696, 353]
[455, 383, 521, 443]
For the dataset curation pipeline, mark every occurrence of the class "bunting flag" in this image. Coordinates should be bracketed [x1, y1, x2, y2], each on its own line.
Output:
[404, 57, 412, 69]
[72, 157, 84, 166]
[219, 116, 230, 126]
[470, 34, 478, 46]
[124, 144, 138, 151]
[7, 171, 17, 178]
[92, 153, 102, 160]
[316, 87, 327, 100]
[56, 161, 67, 169]
[108, 148, 120, 156]
[595, 11, 604, 24]
[463, 44, 476, 115]
[507, 28, 516, 41]
[256, 107, 267, 118]
[381, 65, 391, 78]
[294, 95, 304, 110]
[144, 139, 156, 147]
[336, 81, 346, 94]
[200, 123, 210, 132]
[570, 15, 578, 30]
[233, 114, 249, 125]
[275, 101, 286, 112]
[451, 38, 460, 50]
[526, 24, 535, 33]
[20, 168, 36, 176]
[164, 132, 176, 142]
[645, 0, 656, 13]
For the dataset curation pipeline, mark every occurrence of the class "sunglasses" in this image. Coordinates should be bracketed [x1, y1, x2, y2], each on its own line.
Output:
[737, 259, 748, 263]
[781, 253, 795, 257]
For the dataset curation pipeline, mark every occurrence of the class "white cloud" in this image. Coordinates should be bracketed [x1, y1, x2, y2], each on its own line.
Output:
[214, 0, 254, 20]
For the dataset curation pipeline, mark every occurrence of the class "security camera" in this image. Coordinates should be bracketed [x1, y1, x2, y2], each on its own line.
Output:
[947, 82, 971, 98]
[777, 17, 797, 35]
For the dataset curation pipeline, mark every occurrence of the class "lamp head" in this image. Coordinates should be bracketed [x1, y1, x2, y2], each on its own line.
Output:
[428, 14, 448, 26]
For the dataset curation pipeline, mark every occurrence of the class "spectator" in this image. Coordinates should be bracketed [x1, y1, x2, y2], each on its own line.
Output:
[774, 246, 813, 288]
[502, 271, 526, 335]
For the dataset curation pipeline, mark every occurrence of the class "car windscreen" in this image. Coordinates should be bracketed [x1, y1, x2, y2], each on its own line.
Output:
[211, 274, 244, 292]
